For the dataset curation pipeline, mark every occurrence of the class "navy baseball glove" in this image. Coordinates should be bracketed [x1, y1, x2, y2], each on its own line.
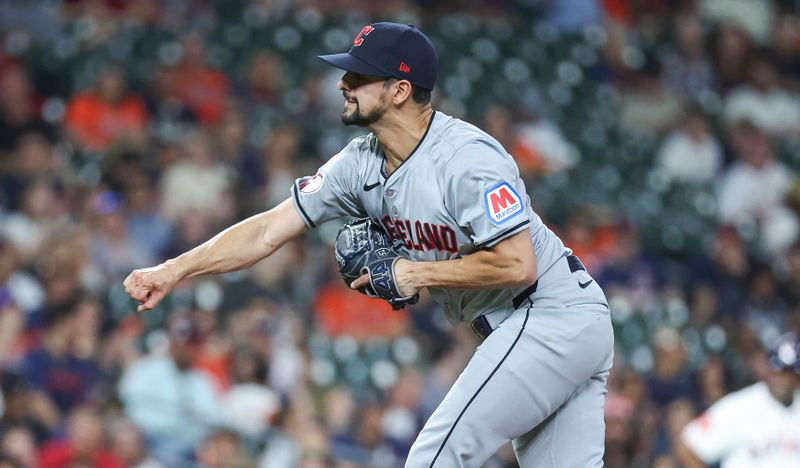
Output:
[334, 218, 419, 310]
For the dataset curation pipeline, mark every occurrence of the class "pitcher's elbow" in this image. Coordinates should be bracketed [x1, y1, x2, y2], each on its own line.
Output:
[507, 261, 535, 287]
[519, 264, 536, 285]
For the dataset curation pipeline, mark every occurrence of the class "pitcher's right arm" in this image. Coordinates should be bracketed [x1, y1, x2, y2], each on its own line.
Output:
[123, 198, 307, 311]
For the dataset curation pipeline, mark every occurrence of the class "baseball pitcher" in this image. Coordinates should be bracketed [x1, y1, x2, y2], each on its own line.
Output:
[124, 22, 614, 467]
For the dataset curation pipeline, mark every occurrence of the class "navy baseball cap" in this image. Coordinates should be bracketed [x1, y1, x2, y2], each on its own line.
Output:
[318, 22, 438, 90]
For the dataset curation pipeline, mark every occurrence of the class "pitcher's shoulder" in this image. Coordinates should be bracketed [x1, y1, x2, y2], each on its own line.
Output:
[433, 114, 507, 155]
[333, 133, 383, 166]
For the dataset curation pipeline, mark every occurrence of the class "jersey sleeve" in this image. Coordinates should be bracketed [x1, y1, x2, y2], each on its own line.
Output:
[443, 140, 531, 248]
[291, 143, 364, 228]
[681, 397, 739, 464]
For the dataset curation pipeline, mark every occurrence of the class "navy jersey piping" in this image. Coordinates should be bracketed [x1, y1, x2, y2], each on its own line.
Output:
[380, 110, 437, 180]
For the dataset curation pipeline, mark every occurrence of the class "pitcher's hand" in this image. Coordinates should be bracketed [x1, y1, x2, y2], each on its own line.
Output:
[123, 264, 180, 312]
[350, 258, 419, 298]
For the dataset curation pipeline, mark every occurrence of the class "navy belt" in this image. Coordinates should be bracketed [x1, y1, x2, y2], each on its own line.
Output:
[470, 255, 585, 341]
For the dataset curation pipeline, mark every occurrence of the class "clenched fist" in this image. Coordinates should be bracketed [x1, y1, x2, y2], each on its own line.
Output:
[123, 264, 180, 312]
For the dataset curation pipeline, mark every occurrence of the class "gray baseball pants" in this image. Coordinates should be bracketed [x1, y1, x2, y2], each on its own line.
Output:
[405, 255, 614, 467]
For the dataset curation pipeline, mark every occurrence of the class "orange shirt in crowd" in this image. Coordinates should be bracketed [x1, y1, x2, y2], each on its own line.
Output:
[194, 343, 232, 392]
[511, 138, 548, 175]
[173, 66, 231, 125]
[314, 283, 410, 340]
[558, 225, 618, 272]
[65, 91, 148, 152]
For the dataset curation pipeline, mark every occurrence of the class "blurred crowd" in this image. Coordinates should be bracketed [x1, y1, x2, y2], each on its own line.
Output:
[0, 0, 799, 467]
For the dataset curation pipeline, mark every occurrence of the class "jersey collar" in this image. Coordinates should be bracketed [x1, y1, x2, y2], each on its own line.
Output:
[381, 110, 437, 180]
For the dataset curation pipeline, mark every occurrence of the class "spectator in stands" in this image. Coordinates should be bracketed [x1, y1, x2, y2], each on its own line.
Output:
[0, 236, 44, 317]
[195, 429, 254, 468]
[689, 226, 750, 320]
[0, 132, 58, 212]
[214, 108, 263, 215]
[352, 403, 392, 465]
[0, 425, 36, 468]
[696, 355, 730, 408]
[20, 296, 104, 416]
[173, 32, 231, 125]
[144, 64, 198, 144]
[603, 389, 636, 468]
[647, 328, 699, 407]
[596, 222, 662, 309]
[652, 398, 696, 467]
[717, 121, 798, 255]
[771, 13, 800, 92]
[660, 12, 716, 99]
[0, 374, 53, 445]
[160, 130, 235, 224]
[483, 104, 576, 178]
[35, 229, 91, 311]
[618, 56, 685, 136]
[0, 65, 51, 156]
[699, 0, 775, 45]
[37, 405, 124, 468]
[382, 367, 424, 459]
[108, 418, 164, 468]
[123, 170, 174, 263]
[322, 386, 357, 447]
[64, 63, 149, 153]
[88, 190, 153, 282]
[0, 297, 25, 370]
[260, 124, 302, 208]
[2, 179, 68, 263]
[656, 105, 722, 185]
[557, 208, 617, 271]
[742, 263, 790, 344]
[723, 55, 800, 138]
[685, 284, 720, 333]
[221, 347, 279, 440]
[710, 23, 752, 94]
[236, 49, 285, 121]
[261, 391, 331, 467]
[7, 131, 57, 182]
[780, 242, 800, 306]
[118, 311, 223, 464]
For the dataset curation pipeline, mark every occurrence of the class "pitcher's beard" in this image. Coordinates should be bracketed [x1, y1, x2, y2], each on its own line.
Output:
[341, 101, 387, 127]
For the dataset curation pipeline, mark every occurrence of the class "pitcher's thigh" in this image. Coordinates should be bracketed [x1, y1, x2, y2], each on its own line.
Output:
[406, 308, 611, 468]
[513, 370, 610, 468]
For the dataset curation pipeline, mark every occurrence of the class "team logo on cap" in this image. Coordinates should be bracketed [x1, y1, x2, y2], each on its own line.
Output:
[298, 171, 325, 193]
[353, 25, 374, 46]
[484, 182, 523, 225]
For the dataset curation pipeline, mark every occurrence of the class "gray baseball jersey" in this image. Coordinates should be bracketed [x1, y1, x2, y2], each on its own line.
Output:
[291, 110, 613, 467]
[291, 111, 570, 323]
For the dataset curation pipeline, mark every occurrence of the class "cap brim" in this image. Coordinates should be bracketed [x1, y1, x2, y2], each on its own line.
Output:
[317, 52, 389, 78]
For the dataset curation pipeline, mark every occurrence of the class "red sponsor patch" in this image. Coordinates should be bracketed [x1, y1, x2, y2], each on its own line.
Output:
[484, 182, 523, 225]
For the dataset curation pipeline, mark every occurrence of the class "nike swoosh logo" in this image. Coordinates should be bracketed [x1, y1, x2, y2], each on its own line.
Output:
[578, 279, 593, 289]
[363, 181, 381, 191]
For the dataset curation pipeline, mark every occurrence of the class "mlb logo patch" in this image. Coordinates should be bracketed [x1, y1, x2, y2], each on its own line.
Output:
[299, 172, 325, 193]
[484, 182, 523, 225]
